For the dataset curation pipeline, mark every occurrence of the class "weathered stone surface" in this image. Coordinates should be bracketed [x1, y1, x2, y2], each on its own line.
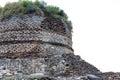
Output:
[0, 43, 73, 58]
[85, 74, 102, 80]
[0, 15, 71, 38]
[0, 15, 73, 59]
[0, 30, 72, 47]
[0, 15, 110, 80]
[100, 72, 120, 80]
[0, 54, 101, 77]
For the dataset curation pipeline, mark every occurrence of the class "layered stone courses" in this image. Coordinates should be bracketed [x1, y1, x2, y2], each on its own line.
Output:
[0, 30, 72, 47]
[0, 15, 71, 38]
[0, 30, 73, 58]
[0, 15, 73, 59]
[0, 43, 73, 58]
[0, 15, 102, 80]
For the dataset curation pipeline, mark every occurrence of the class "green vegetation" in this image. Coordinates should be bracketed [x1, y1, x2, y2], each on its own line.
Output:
[0, 0, 72, 30]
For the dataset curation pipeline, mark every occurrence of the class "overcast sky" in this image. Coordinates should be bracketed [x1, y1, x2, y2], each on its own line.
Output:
[0, 0, 120, 72]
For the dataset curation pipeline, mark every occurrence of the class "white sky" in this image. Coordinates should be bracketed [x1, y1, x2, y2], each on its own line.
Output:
[0, 0, 120, 72]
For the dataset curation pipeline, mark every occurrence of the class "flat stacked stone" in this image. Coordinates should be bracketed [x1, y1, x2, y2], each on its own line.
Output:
[0, 15, 73, 59]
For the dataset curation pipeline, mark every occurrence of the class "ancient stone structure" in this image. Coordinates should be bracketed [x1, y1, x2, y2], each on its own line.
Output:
[2, 14, 119, 80]
[0, 15, 103, 79]
[0, 15, 72, 58]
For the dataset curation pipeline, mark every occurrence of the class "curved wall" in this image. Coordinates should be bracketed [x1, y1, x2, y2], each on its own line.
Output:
[0, 15, 73, 58]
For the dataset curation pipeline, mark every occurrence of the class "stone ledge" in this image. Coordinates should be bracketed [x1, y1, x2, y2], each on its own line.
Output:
[0, 30, 72, 47]
[0, 43, 73, 58]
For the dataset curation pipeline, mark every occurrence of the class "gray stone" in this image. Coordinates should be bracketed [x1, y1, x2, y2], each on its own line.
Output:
[86, 74, 102, 80]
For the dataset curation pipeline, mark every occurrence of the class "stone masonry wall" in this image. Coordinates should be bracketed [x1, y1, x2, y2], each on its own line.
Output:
[0, 15, 74, 75]
[0, 30, 72, 47]
[0, 43, 73, 58]
[0, 15, 73, 59]
[0, 15, 103, 80]
[0, 58, 47, 75]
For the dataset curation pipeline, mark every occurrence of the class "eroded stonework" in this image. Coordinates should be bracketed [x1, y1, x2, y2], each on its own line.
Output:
[0, 15, 73, 59]
[0, 15, 104, 80]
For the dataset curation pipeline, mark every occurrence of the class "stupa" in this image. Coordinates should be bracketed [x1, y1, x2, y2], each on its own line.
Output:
[0, 0, 112, 80]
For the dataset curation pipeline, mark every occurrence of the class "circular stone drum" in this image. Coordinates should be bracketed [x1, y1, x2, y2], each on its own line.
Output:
[0, 15, 73, 74]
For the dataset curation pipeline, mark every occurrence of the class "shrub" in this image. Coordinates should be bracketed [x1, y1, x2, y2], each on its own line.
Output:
[66, 20, 72, 30]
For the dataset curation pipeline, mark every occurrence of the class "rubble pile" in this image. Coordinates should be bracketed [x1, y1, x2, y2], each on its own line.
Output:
[100, 72, 120, 80]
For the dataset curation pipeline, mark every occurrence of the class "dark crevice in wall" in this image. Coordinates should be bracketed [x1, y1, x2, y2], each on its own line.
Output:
[0, 40, 74, 51]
